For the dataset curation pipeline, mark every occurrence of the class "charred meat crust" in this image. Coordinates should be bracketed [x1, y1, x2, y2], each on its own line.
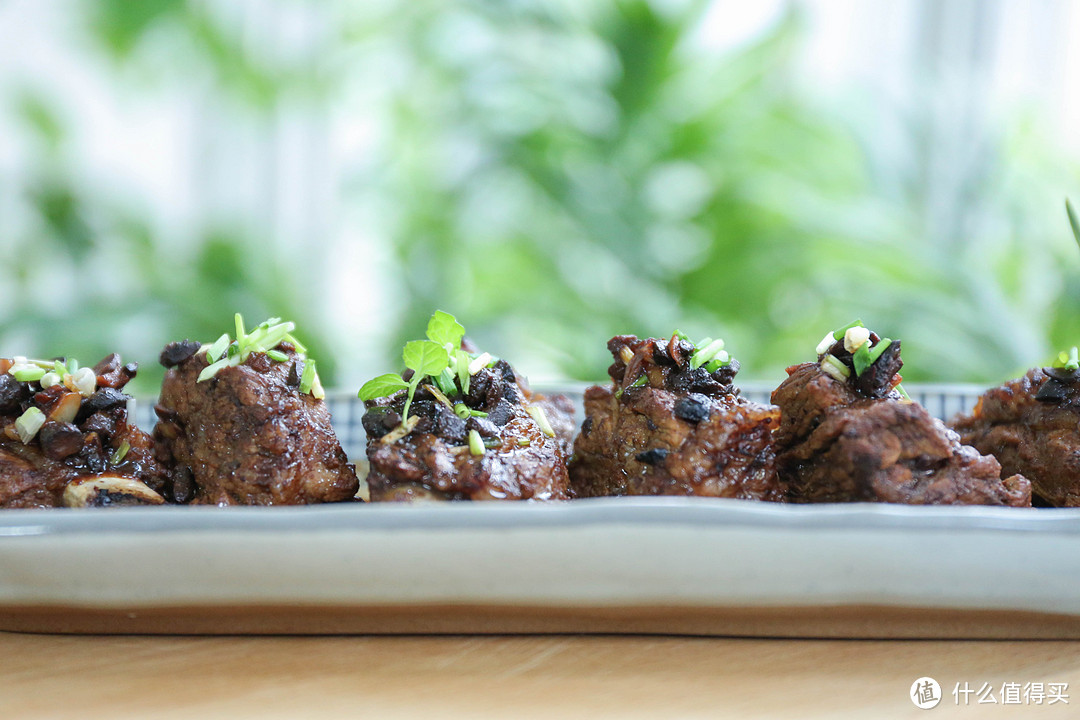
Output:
[952, 366, 1080, 506]
[363, 361, 573, 501]
[570, 335, 783, 499]
[153, 347, 357, 505]
[0, 355, 166, 509]
[774, 362, 1030, 506]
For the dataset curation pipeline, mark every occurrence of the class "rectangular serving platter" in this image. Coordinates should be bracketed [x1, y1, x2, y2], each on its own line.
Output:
[2, 500, 1080, 637]
[2, 383, 1077, 638]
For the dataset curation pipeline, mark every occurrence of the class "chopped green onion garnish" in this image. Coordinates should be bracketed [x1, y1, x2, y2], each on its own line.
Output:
[205, 333, 230, 363]
[831, 319, 864, 341]
[198, 316, 321, 397]
[53, 360, 67, 376]
[14, 407, 45, 444]
[852, 339, 889, 378]
[435, 367, 457, 396]
[517, 438, 531, 447]
[468, 429, 485, 456]
[452, 402, 486, 419]
[197, 357, 230, 382]
[468, 352, 493, 376]
[895, 383, 910, 400]
[299, 358, 317, 394]
[234, 313, 246, 343]
[820, 354, 851, 382]
[11, 365, 46, 382]
[284, 333, 307, 355]
[110, 440, 131, 465]
[690, 338, 726, 369]
[526, 405, 555, 437]
[671, 329, 690, 342]
[455, 348, 471, 395]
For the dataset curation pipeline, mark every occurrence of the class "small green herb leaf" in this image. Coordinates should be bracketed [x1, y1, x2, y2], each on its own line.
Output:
[358, 371, 408, 399]
[403, 340, 450, 376]
[426, 310, 465, 349]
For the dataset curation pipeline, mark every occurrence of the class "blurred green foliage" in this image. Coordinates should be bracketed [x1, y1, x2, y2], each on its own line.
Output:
[2, 0, 1079, 393]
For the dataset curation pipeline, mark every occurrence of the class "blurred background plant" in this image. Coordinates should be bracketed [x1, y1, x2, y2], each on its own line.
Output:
[1, 0, 1078, 393]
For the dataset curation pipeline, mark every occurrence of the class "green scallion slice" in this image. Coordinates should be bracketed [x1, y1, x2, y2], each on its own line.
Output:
[690, 338, 726, 369]
[11, 365, 46, 383]
[831, 319, 864, 341]
[454, 403, 471, 420]
[526, 405, 555, 438]
[435, 367, 457, 396]
[284, 333, 307, 355]
[266, 349, 288, 363]
[468, 429, 485, 456]
[820, 354, 851, 381]
[15, 407, 45, 444]
[198, 357, 230, 382]
[299, 358, 317, 394]
[110, 440, 131, 465]
[205, 333, 230, 363]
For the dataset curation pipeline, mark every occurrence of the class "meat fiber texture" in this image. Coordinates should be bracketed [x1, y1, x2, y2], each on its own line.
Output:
[0, 355, 166, 509]
[773, 362, 1030, 506]
[153, 347, 357, 505]
[569, 335, 783, 499]
[364, 362, 573, 501]
[952, 367, 1080, 506]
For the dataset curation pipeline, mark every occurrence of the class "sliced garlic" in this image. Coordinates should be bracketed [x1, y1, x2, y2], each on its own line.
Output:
[844, 325, 871, 353]
[72, 367, 97, 397]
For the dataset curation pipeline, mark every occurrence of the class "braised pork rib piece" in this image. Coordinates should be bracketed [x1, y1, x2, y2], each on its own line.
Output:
[569, 334, 782, 499]
[153, 318, 357, 505]
[773, 323, 1030, 506]
[0, 354, 167, 508]
[360, 311, 572, 501]
[952, 361, 1080, 506]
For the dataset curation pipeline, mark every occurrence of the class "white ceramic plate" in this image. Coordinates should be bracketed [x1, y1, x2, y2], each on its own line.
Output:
[2, 383, 1074, 638]
[1, 499, 1079, 637]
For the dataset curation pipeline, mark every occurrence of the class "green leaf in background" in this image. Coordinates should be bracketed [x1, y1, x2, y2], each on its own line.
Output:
[402, 340, 449, 376]
[1067, 199, 1080, 250]
[426, 310, 465, 349]
[357, 373, 409, 401]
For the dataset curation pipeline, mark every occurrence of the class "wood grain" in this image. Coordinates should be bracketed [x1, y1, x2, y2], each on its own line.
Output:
[2, 632, 1079, 718]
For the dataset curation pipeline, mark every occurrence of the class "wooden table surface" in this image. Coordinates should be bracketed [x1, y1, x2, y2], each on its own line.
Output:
[1, 633, 1078, 718]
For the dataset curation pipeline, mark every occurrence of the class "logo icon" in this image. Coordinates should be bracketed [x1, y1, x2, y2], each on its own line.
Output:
[912, 677, 942, 709]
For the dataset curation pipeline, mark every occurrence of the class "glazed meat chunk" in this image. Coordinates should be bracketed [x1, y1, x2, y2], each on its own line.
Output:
[773, 323, 1030, 506]
[570, 334, 782, 499]
[0, 354, 167, 508]
[153, 318, 357, 505]
[360, 311, 572, 501]
[952, 360, 1080, 506]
